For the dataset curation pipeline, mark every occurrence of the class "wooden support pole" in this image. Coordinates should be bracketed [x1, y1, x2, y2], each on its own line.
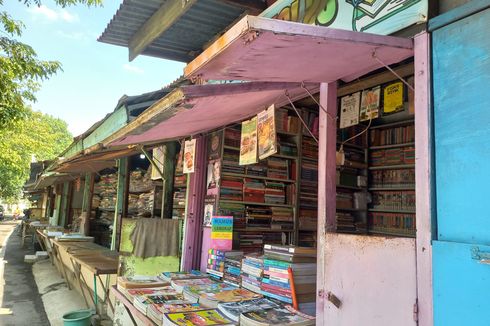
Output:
[162, 143, 177, 218]
[60, 182, 71, 228]
[111, 158, 128, 251]
[81, 173, 95, 235]
[316, 82, 338, 323]
[414, 32, 434, 326]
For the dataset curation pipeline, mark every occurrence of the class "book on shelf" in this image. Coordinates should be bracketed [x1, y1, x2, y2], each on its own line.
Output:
[370, 190, 416, 212]
[370, 169, 415, 188]
[217, 298, 281, 322]
[239, 306, 315, 326]
[370, 147, 415, 166]
[369, 212, 416, 236]
[162, 308, 234, 326]
[370, 124, 415, 146]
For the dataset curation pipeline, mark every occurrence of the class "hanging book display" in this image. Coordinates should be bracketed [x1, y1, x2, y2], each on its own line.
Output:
[340, 92, 360, 128]
[183, 139, 196, 174]
[211, 216, 233, 250]
[383, 82, 404, 114]
[239, 117, 258, 165]
[208, 131, 223, 160]
[257, 105, 278, 160]
[359, 86, 381, 121]
[206, 159, 221, 196]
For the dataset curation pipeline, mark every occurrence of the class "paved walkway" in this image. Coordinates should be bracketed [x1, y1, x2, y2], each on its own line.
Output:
[0, 220, 50, 326]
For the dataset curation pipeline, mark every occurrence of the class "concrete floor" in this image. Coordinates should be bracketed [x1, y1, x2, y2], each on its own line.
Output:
[0, 220, 50, 326]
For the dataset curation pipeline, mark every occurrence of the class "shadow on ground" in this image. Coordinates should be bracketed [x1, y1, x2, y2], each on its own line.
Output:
[0, 222, 50, 326]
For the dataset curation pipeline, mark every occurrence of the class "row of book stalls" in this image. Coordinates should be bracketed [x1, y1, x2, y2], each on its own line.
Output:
[26, 1, 486, 325]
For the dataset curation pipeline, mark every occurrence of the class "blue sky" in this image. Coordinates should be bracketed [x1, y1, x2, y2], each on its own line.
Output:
[5, 0, 185, 136]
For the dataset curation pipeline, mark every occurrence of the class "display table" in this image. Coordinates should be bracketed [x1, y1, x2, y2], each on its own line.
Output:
[51, 240, 118, 315]
[111, 285, 156, 326]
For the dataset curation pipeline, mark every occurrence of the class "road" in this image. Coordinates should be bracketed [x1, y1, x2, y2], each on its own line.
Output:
[0, 220, 50, 325]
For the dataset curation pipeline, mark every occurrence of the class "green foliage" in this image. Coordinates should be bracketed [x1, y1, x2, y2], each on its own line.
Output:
[0, 108, 73, 199]
[0, 0, 102, 128]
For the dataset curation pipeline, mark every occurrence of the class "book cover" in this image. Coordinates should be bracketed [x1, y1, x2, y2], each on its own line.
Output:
[210, 216, 233, 250]
[151, 303, 202, 314]
[183, 139, 196, 174]
[340, 92, 360, 129]
[240, 307, 314, 325]
[239, 117, 258, 165]
[161, 271, 206, 282]
[163, 309, 233, 326]
[360, 86, 381, 121]
[202, 288, 262, 303]
[217, 298, 281, 322]
[383, 82, 404, 114]
[257, 105, 278, 160]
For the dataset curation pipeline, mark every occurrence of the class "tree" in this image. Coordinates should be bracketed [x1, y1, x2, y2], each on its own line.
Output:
[0, 108, 73, 199]
[0, 0, 102, 127]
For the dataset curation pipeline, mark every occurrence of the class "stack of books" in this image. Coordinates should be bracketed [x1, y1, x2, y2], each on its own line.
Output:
[336, 212, 357, 232]
[223, 252, 243, 287]
[243, 179, 265, 203]
[162, 308, 234, 326]
[246, 207, 271, 229]
[370, 124, 415, 145]
[224, 128, 241, 148]
[370, 169, 415, 188]
[247, 162, 268, 177]
[267, 158, 290, 180]
[218, 297, 281, 323]
[299, 110, 319, 138]
[160, 270, 207, 283]
[206, 250, 243, 281]
[240, 305, 315, 326]
[336, 190, 354, 209]
[170, 278, 215, 294]
[241, 254, 264, 294]
[198, 288, 262, 309]
[147, 302, 201, 325]
[271, 207, 294, 230]
[265, 182, 286, 204]
[117, 275, 168, 290]
[182, 282, 235, 303]
[237, 233, 264, 252]
[134, 290, 189, 315]
[220, 176, 243, 201]
[219, 202, 246, 229]
[222, 150, 245, 174]
[261, 245, 317, 315]
[277, 138, 298, 157]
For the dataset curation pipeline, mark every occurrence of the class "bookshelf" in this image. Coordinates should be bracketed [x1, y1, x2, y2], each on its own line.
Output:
[335, 124, 369, 234]
[368, 119, 416, 237]
[172, 146, 187, 220]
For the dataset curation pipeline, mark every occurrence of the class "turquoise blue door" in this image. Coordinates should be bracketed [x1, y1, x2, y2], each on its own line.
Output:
[432, 4, 490, 326]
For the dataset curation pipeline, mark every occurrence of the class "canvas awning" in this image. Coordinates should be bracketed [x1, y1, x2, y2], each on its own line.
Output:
[108, 81, 316, 147]
[184, 15, 414, 83]
[33, 172, 77, 190]
[53, 147, 138, 173]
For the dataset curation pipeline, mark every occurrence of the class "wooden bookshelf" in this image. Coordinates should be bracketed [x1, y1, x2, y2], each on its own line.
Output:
[368, 119, 416, 237]
[219, 199, 294, 208]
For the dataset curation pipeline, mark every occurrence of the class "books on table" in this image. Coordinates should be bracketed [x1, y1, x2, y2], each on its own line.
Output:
[171, 278, 216, 293]
[183, 283, 235, 303]
[120, 286, 175, 303]
[239, 306, 315, 326]
[162, 309, 234, 326]
[134, 293, 191, 315]
[160, 271, 207, 282]
[117, 275, 169, 289]
[217, 298, 281, 322]
[147, 303, 202, 325]
[199, 288, 262, 308]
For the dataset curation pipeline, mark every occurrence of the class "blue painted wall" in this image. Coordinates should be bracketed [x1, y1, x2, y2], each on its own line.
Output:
[432, 4, 490, 326]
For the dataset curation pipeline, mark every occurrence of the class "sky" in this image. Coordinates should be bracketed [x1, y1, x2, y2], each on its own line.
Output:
[4, 0, 185, 136]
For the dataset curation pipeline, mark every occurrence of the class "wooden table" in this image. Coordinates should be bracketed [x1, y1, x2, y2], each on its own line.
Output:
[51, 240, 118, 315]
[111, 285, 156, 326]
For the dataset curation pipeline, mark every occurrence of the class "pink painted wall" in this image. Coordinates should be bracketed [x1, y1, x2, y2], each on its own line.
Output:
[323, 234, 417, 326]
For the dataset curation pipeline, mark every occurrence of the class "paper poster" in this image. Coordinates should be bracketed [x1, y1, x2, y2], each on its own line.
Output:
[257, 105, 278, 160]
[207, 131, 222, 160]
[383, 82, 404, 114]
[360, 86, 381, 121]
[340, 92, 361, 129]
[206, 159, 221, 196]
[203, 197, 216, 227]
[211, 216, 233, 250]
[239, 117, 258, 165]
[183, 139, 196, 174]
[151, 146, 165, 180]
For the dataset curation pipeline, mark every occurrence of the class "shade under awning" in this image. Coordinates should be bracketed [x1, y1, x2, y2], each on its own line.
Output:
[109, 81, 316, 147]
[184, 16, 414, 83]
[54, 147, 137, 173]
[34, 172, 77, 190]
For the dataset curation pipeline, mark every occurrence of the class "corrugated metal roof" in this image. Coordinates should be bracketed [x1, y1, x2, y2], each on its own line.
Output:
[98, 0, 264, 62]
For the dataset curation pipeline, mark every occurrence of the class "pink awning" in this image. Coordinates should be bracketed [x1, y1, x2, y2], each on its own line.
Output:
[184, 16, 414, 83]
[110, 82, 315, 147]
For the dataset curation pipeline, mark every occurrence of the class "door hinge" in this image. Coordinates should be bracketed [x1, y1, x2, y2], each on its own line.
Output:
[413, 299, 419, 323]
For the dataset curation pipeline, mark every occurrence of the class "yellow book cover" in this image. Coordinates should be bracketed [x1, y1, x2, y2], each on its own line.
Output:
[163, 309, 233, 325]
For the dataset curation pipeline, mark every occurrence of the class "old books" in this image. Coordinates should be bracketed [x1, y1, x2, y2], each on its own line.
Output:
[162, 309, 234, 326]
[240, 306, 315, 326]
[160, 271, 207, 283]
[217, 298, 281, 322]
[117, 276, 168, 289]
[199, 288, 262, 308]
